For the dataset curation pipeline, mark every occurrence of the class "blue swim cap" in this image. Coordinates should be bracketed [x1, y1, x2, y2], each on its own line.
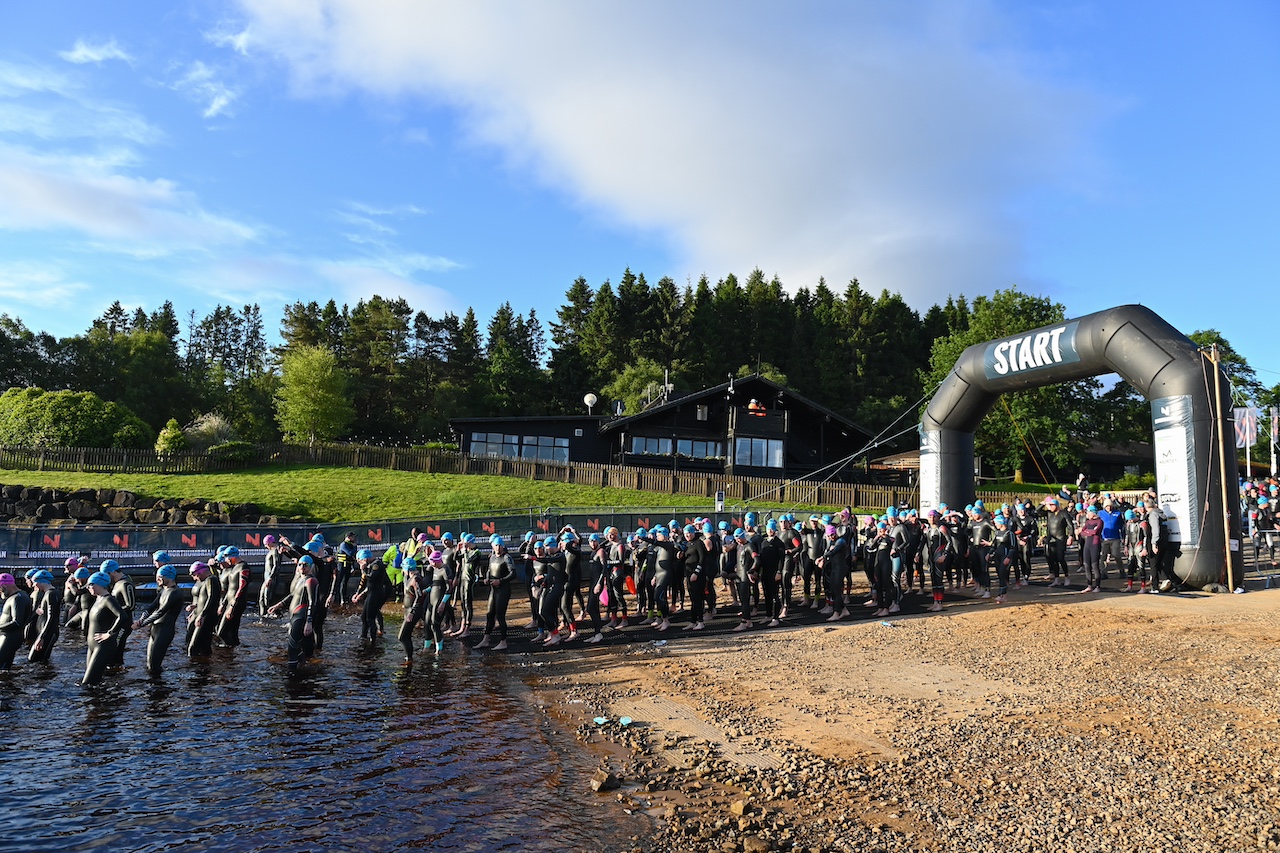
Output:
[718, 521, 729, 531]
[561, 531, 577, 543]
[99, 559, 120, 574]
[87, 571, 111, 589]
[157, 565, 177, 581]
[588, 533, 603, 544]
[652, 526, 667, 537]
[153, 550, 171, 564]
[745, 512, 757, 524]
[524, 531, 535, 542]
[994, 515, 1006, 525]
[668, 519, 679, 530]
[604, 526, 618, 536]
[491, 536, 505, 548]
[305, 540, 324, 555]
[1075, 503, 1084, 512]
[886, 506, 898, 517]
[822, 514, 832, 524]
[461, 533, 476, 544]
[400, 556, 414, 570]
[876, 522, 887, 530]
[1124, 510, 1135, 520]
[1260, 497, 1271, 506]
[357, 548, 373, 561]
[635, 527, 648, 538]
[684, 524, 696, 535]
[441, 532, 455, 542]
[974, 500, 984, 509]
[965, 504, 974, 513]
[702, 522, 714, 534]
[542, 536, 556, 549]
[33, 569, 54, 585]
[734, 528, 746, 539]
[74, 567, 91, 580]
[939, 503, 949, 511]
[297, 555, 314, 567]
[223, 546, 240, 558]
[765, 520, 778, 531]
[310, 534, 325, 544]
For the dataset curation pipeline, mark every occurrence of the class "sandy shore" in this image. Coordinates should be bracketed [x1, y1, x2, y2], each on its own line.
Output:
[528, 581, 1280, 853]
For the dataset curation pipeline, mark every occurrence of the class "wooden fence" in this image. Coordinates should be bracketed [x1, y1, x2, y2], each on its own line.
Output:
[0, 443, 1060, 511]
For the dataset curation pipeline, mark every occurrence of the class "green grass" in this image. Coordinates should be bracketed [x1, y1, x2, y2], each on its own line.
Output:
[0, 464, 721, 523]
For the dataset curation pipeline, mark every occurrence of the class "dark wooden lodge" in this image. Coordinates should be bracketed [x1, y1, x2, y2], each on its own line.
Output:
[451, 375, 877, 482]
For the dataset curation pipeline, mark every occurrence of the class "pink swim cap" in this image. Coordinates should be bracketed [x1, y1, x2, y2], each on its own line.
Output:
[427, 550, 444, 565]
[0, 573, 15, 586]
[824, 525, 837, 536]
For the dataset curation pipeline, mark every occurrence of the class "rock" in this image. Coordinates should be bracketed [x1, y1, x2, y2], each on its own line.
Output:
[36, 503, 67, 521]
[67, 500, 102, 521]
[186, 510, 213, 525]
[179, 498, 202, 511]
[96, 488, 115, 505]
[591, 769, 620, 792]
[14, 500, 38, 517]
[133, 496, 157, 510]
[729, 799, 751, 817]
[68, 488, 96, 502]
[38, 488, 55, 503]
[156, 498, 179, 510]
[166, 508, 185, 524]
[743, 836, 772, 853]
[105, 507, 134, 523]
[133, 508, 167, 524]
[1, 485, 20, 499]
[112, 491, 136, 508]
[20, 487, 39, 501]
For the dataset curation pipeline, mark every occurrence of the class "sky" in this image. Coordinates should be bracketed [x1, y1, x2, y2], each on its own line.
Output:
[0, 1, 1277, 388]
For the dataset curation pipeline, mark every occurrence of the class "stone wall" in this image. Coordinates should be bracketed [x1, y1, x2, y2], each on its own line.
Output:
[0, 484, 274, 526]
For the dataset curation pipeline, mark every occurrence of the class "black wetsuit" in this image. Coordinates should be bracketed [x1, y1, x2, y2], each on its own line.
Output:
[110, 575, 135, 666]
[756, 533, 786, 621]
[682, 537, 710, 625]
[27, 585, 61, 664]
[924, 520, 953, 600]
[0, 589, 33, 670]
[969, 517, 994, 590]
[1043, 508, 1072, 580]
[871, 531, 894, 609]
[137, 585, 184, 677]
[561, 539, 584, 626]
[65, 582, 93, 635]
[355, 561, 392, 640]
[427, 556, 458, 648]
[459, 547, 484, 632]
[82, 593, 126, 686]
[780, 527, 802, 611]
[483, 549, 516, 641]
[1013, 512, 1038, 583]
[398, 575, 427, 660]
[734, 539, 757, 623]
[312, 548, 335, 652]
[186, 572, 221, 657]
[606, 540, 629, 619]
[216, 561, 251, 648]
[260, 548, 281, 614]
[335, 541, 357, 605]
[993, 527, 1016, 596]
[644, 538, 680, 621]
[534, 551, 567, 635]
[801, 524, 824, 601]
[285, 572, 320, 674]
[820, 537, 850, 613]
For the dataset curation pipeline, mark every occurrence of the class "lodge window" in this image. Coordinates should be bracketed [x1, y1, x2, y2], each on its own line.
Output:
[734, 437, 784, 468]
[676, 439, 723, 459]
[696, 405, 709, 421]
[472, 432, 567, 462]
[631, 436, 673, 456]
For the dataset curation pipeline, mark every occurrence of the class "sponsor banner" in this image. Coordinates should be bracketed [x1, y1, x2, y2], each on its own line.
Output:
[1234, 407, 1259, 449]
[917, 426, 941, 512]
[983, 321, 1082, 381]
[1151, 394, 1196, 545]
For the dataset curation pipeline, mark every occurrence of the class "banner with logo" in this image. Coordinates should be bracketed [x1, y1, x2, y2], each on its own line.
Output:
[1151, 395, 1196, 545]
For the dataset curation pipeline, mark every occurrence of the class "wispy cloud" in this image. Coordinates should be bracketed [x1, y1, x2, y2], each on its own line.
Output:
[235, 0, 1116, 303]
[58, 38, 133, 65]
[173, 60, 238, 118]
[0, 261, 90, 307]
[208, 26, 253, 56]
[347, 201, 426, 217]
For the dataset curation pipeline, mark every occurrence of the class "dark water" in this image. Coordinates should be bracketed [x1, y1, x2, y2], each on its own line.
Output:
[1, 610, 649, 852]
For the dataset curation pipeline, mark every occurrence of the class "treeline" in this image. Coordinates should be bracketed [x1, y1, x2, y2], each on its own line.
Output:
[0, 269, 965, 446]
[1, 270, 1265, 477]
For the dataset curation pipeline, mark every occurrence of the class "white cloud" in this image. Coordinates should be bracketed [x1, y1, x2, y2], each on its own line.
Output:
[347, 201, 426, 217]
[0, 261, 90, 307]
[173, 60, 238, 118]
[208, 26, 253, 56]
[58, 38, 133, 65]
[234, 0, 1115, 304]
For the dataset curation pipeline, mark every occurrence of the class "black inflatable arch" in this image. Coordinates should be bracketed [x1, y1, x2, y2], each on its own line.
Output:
[919, 304, 1239, 589]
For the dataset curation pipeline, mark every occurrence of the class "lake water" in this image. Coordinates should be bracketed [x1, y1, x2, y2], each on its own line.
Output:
[2, 609, 649, 852]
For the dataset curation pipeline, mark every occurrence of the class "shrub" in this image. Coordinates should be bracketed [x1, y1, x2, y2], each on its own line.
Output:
[155, 418, 190, 453]
[1109, 471, 1157, 491]
[208, 440, 258, 466]
[184, 412, 240, 453]
[0, 387, 154, 449]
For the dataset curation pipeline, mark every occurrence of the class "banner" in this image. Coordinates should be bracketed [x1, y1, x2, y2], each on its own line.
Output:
[1152, 395, 1196, 545]
[1234, 406, 1259, 449]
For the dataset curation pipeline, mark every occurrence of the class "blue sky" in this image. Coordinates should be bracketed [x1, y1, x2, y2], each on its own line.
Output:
[0, 1, 1277, 390]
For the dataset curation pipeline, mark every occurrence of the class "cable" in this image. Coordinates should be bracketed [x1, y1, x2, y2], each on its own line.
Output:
[1000, 396, 1053, 485]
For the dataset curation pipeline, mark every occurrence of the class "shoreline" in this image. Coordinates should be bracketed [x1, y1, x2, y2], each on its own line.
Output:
[525, 582, 1280, 853]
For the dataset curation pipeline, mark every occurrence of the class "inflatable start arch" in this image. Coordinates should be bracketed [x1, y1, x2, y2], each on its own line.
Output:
[919, 304, 1241, 589]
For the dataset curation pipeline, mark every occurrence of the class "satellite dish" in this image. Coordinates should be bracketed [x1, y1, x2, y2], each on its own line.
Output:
[583, 392, 598, 414]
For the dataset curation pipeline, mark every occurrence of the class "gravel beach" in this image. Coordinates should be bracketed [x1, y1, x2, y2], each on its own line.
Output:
[533, 582, 1280, 853]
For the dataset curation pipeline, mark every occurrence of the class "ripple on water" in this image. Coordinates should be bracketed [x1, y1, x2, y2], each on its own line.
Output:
[2, 613, 648, 853]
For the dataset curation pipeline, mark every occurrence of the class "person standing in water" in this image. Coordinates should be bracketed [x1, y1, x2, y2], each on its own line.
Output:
[133, 563, 184, 679]
[0, 573, 33, 671]
[185, 561, 221, 658]
[103, 560, 134, 668]
[81, 570, 126, 687]
[351, 548, 391, 642]
[26, 570, 61, 665]
[268, 554, 320, 676]
[475, 536, 515, 651]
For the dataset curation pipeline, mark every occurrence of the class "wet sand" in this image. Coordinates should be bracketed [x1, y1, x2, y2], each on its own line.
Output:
[523, 581, 1280, 853]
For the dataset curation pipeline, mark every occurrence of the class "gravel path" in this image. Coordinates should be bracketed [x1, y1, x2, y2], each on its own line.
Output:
[535, 582, 1280, 853]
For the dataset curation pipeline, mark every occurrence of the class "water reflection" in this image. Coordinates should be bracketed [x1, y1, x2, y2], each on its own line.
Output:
[2, 611, 648, 853]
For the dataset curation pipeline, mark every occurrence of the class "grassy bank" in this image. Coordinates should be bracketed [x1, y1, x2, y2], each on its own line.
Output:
[0, 465, 724, 523]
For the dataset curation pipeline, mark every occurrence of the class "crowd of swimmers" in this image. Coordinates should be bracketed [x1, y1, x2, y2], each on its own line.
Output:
[0, 484, 1191, 684]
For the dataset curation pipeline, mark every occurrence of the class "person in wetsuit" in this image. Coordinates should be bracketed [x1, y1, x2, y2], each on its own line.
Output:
[0, 572, 32, 670]
[424, 549, 456, 654]
[532, 537, 567, 645]
[923, 510, 951, 613]
[800, 515, 824, 607]
[64, 565, 93, 635]
[475, 536, 515, 650]
[133, 563, 184, 679]
[104, 560, 135, 667]
[269, 554, 320, 676]
[680, 525, 711, 632]
[638, 526, 680, 632]
[260, 535, 282, 615]
[334, 532, 358, 606]
[450, 534, 484, 640]
[185, 561, 221, 658]
[395, 558, 427, 664]
[351, 548, 391, 641]
[992, 514, 1017, 603]
[215, 546, 251, 648]
[602, 527, 630, 628]
[1041, 498, 1074, 587]
[729, 529, 756, 632]
[26, 569, 61, 664]
[81, 570, 126, 687]
[558, 529, 583, 640]
[1076, 505, 1104, 593]
[818, 524, 852, 621]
